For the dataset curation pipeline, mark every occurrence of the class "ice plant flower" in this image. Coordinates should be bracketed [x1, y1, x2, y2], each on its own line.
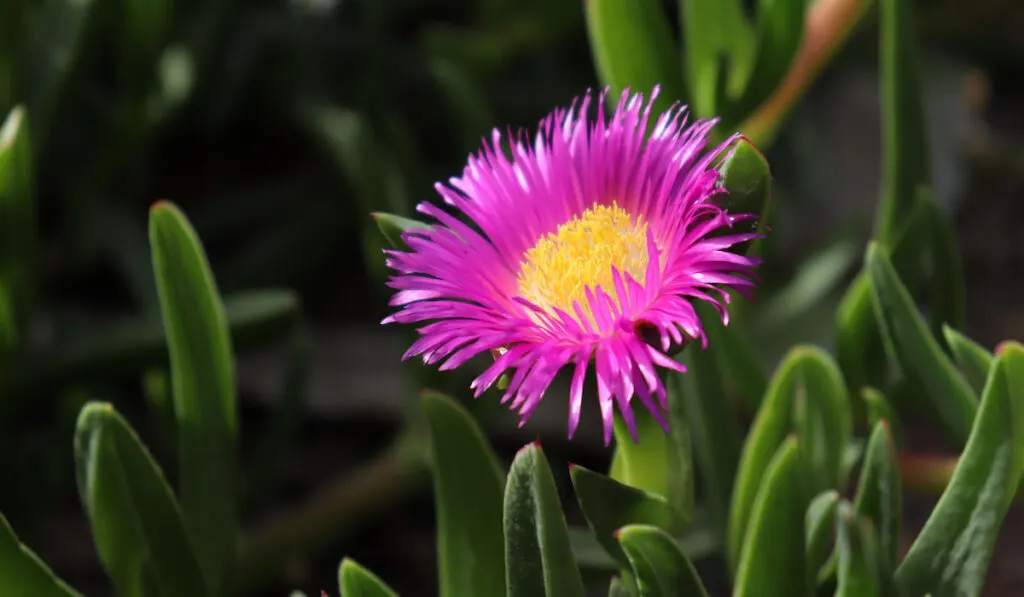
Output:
[382, 86, 763, 444]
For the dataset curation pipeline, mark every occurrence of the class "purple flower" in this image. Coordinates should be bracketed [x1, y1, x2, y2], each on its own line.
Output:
[382, 86, 763, 445]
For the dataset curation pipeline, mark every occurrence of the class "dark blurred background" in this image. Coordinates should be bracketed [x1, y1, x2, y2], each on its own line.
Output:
[3, 0, 1024, 595]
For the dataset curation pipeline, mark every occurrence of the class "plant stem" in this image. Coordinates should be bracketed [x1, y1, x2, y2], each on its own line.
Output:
[739, 0, 873, 147]
[233, 443, 430, 595]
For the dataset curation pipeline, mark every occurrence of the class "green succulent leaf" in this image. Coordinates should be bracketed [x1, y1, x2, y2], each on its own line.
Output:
[608, 576, 633, 597]
[569, 519, 721, 579]
[835, 502, 888, 597]
[74, 402, 210, 597]
[585, 0, 686, 117]
[835, 270, 887, 394]
[895, 342, 1024, 596]
[673, 322, 742, 537]
[609, 407, 691, 535]
[0, 107, 34, 354]
[916, 188, 966, 336]
[875, 0, 931, 245]
[570, 464, 675, 571]
[942, 325, 993, 395]
[867, 242, 977, 444]
[852, 421, 901, 576]
[372, 212, 432, 250]
[719, 137, 773, 268]
[338, 558, 399, 597]
[150, 201, 237, 593]
[862, 387, 902, 448]
[0, 512, 82, 597]
[421, 390, 506, 597]
[732, 436, 809, 597]
[728, 345, 850, 572]
[804, 490, 839, 582]
[616, 524, 709, 597]
[681, 0, 755, 119]
[504, 443, 586, 597]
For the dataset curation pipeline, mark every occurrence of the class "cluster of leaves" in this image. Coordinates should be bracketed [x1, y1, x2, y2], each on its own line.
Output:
[1, 0, 1021, 596]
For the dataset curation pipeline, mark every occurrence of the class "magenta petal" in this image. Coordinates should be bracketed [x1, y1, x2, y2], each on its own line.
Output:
[380, 85, 763, 444]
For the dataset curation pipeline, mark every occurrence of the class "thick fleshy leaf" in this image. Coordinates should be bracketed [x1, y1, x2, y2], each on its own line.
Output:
[570, 464, 674, 571]
[150, 201, 237, 593]
[867, 242, 977, 444]
[895, 343, 1024, 596]
[862, 387, 902, 449]
[616, 524, 709, 597]
[805, 490, 839, 581]
[790, 347, 852, 494]
[874, 0, 931, 245]
[728, 345, 850, 572]
[835, 502, 887, 597]
[835, 171, 937, 394]
[421, 390, 506, 597]
[730, 0, 806, 121]
[569, 518, 721, 578]
[608, 576, 632, 597]
[732, 436, 809, 597]
[74, 402, 210, 597]
[674, 334, 741, 536]
[338, 558, 399, 597]
[917, 188, 966, 337]
[610, 408, 691, 535]
[835, 270, 888, 394]
[0, 513, 82, 597]
[719, 137, 772, 249]
[680, 0, 754, 119]
[942, 325, 993, 395]
[504, 443, 586, 597]
[0, 107, 34, 353]
[372, 212, 432, 250]
[585, 0, 686, 116]
[852, 421, 901, 575]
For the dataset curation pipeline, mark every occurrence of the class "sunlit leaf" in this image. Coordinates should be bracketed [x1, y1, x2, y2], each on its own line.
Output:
[585, 0, 686, 116]
[616, 524, 709, 597]
[150, 201, 237, 593]
[895, 343, 1024, 596]
[74, 402, 210, 597]
[504, 443, 585, 597]
[0, 512, 82, 597]
[422, 391, 506, 597]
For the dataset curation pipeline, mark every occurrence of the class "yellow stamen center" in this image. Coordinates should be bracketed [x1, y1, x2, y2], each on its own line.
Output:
[517, 203, 650, 319]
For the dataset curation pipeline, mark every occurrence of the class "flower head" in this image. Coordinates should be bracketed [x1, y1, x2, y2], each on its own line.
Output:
[382, 86, 763, 444]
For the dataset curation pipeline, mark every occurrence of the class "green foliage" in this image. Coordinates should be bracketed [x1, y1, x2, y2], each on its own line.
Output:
[0, 0, 1021, 596]
[584, 0, 685, 115]
[895, 343, 1024, 596]
[728, 345, 851, 572]
[338, 558, 399, 597]
[0, 107, 34, 356]
[421, 391, 507, 597]
[503, 443, 586, 597]
[150, 201, 238, 594]
[616, 525, 709, 597]
[0, 513, 81, 597]
[74, 402, 210, 597]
